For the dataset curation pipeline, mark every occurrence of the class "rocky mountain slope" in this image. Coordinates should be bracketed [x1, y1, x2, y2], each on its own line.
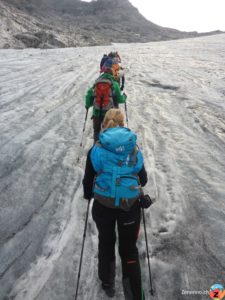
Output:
[0, 0, 223, 49]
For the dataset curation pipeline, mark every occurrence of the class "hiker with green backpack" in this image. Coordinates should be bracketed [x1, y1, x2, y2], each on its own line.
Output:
[82, 108, 152, 299]
[85, 59, 127, 142]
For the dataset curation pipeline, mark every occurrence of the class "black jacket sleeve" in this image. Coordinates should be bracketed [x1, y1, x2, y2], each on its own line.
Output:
[82, 148, 96, 200]
[138, 164, 148, 187]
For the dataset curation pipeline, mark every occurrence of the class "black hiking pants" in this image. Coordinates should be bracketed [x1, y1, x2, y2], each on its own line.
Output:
[92, 200, 144, 300]
[93, 116, 104, 142]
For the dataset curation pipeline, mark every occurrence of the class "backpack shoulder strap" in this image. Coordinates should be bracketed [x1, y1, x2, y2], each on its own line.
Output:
[127, 145, 138, 166]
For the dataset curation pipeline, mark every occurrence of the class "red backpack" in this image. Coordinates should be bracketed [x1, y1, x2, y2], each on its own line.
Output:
[93, 78, 114, 112]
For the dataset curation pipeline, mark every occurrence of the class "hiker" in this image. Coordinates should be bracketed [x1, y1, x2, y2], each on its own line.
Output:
[100, 54, 108, 70]
[100, 52, 125, 91]
[85, 60, 127, 142]
[100, 52, 121, 73]
[83, 108, 152, 299]
[108, 51, 121, 62]
[108, 52, 125, 90]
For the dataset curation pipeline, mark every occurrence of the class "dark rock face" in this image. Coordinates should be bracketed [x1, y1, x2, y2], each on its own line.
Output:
[14, 32, 66, 48]
[14, 33, 41, 48]
[0, 0, 223, 49]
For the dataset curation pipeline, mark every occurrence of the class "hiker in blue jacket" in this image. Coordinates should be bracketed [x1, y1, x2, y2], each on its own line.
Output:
[83, 108, 151, 299]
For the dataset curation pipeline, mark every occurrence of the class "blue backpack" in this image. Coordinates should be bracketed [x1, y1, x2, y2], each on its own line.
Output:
[90, 127, 143, 208]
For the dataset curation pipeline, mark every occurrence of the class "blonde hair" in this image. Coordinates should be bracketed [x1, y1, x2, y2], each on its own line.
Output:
[102, 109, 125, 129]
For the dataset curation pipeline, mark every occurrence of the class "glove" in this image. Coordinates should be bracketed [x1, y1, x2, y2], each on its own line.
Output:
[84, 192, 92, 202]
[140, 194, 153, 209]
[123, 92, 127, 99]
[120, 85, 124, 91]
[84, 197, 91, 202]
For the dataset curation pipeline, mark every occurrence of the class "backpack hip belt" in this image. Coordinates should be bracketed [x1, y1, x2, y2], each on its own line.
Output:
[94, 193, 139, 211]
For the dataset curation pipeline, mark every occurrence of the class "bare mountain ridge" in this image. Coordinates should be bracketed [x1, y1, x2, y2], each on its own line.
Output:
[0, 0, 223, 49]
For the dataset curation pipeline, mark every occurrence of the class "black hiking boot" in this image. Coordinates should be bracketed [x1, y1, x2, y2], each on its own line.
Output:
[102, 283, 115, 298]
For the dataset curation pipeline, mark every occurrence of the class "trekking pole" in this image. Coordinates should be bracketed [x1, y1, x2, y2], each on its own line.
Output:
[77, 109, 89, 163]
[124, 101, 128, 127]
[75, 200, 90, 300]
[80, 109, 89, 147]
[142, 208, 154, 296]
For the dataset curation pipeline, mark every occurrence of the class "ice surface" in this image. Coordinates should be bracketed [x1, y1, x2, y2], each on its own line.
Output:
[0, 35, 225, 300]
